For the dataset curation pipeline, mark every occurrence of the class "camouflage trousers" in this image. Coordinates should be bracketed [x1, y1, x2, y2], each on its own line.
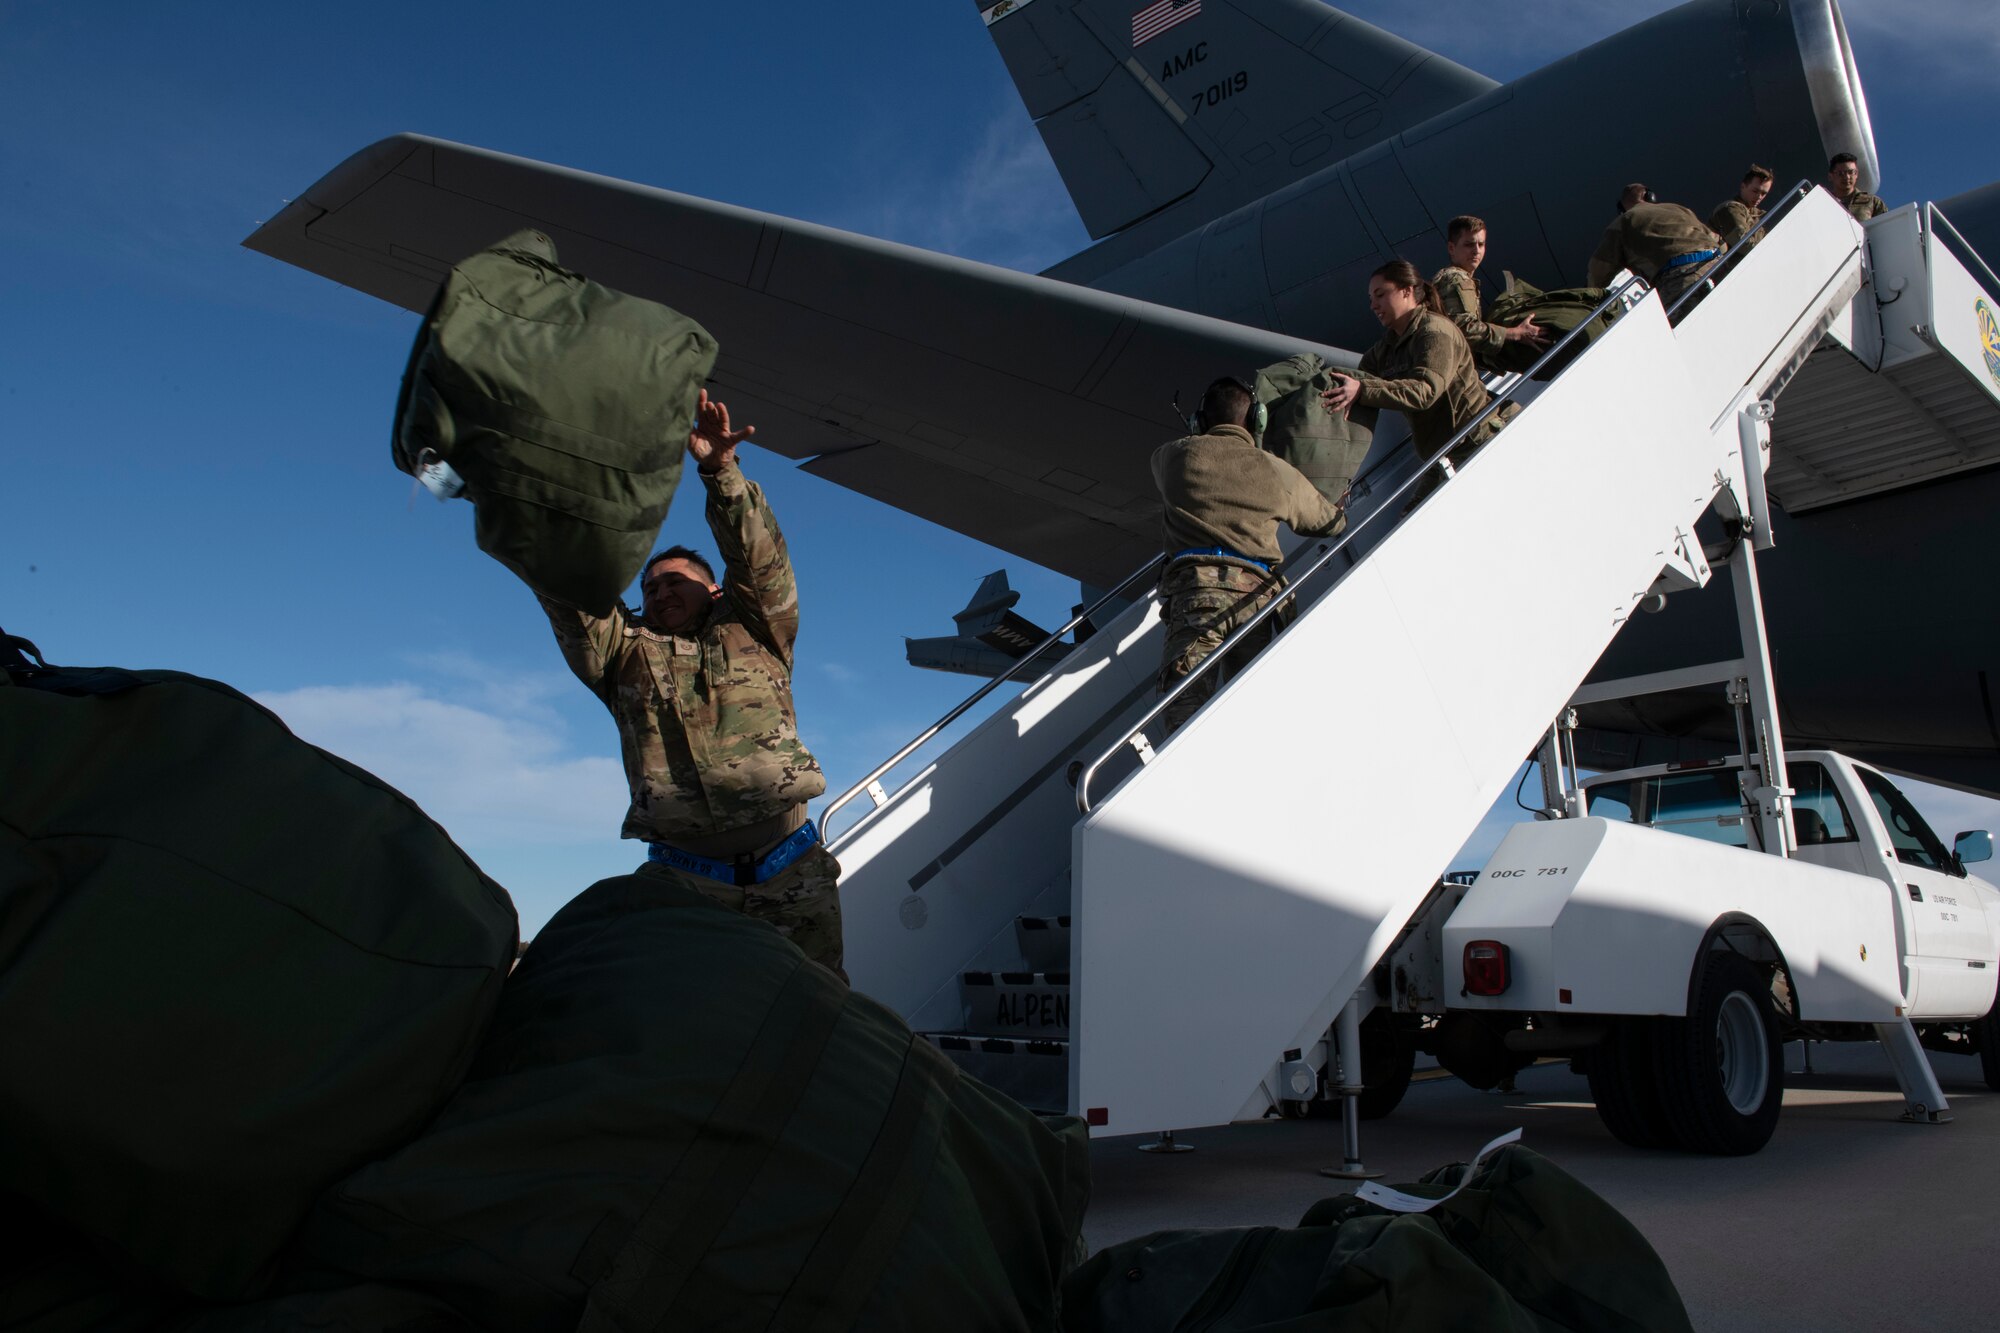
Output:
[1157, 559, 1290, 734]
[1656, 255, 1722, 307]
[637, 844, 847, 981]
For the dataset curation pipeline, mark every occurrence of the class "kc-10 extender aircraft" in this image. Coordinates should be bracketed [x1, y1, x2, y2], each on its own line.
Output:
[246, 0, 2000, 795]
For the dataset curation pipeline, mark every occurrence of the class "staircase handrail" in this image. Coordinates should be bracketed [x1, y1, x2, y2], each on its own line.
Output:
[819, 552, 1167, 840]
[1924, 202, 2000, 299]
[1663, 180, 1815, 321]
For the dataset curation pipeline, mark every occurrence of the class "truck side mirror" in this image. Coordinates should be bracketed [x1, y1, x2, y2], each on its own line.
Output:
[1954, 829, 1993, 865]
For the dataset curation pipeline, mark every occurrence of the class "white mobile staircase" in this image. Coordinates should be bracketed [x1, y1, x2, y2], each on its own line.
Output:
[818, 186, 2000, 1137]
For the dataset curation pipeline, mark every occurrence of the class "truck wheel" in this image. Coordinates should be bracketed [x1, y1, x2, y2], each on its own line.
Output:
[1587, 1018, 1676, 1149]
[1655, 952, 1783, 1155]
[1356, 1012, 1415, 1120]
[1978, 991, 2000, 1092]
[1298, 1012, 1417, 1120]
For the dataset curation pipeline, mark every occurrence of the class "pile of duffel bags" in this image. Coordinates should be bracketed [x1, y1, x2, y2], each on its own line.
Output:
[1064, 1143, 1692, 1333]
[0, 633, 1091, 1331]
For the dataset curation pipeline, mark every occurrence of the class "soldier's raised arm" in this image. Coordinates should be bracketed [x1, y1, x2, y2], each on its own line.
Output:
[689, 391, 801, 665]
[535, 594, 632, 695]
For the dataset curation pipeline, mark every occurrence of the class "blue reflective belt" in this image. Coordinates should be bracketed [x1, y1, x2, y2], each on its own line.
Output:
[1659, 248, 1719, 272]
[1170, 546, 1271, 574]
[647, 819, 822, 886]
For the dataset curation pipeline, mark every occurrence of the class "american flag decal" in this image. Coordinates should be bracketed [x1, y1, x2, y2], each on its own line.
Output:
[1132, 0, 1201, 48]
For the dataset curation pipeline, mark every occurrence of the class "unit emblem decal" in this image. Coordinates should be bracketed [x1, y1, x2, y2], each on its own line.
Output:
[1978, 299, 2000, 391]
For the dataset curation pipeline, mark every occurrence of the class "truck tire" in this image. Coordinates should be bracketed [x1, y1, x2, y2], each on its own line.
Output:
[1289, 1012, 1415, 1120]
[1587, 1018, 1675, 1149]
[1355, 1012, 1416, 1120]
[1654, 952, 1783, 1155]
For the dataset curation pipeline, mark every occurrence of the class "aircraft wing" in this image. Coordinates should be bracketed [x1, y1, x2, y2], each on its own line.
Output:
[244, 134, 1354, 587]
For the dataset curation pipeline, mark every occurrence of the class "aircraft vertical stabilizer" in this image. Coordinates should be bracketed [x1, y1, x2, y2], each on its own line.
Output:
[977, 0, 1493, 242]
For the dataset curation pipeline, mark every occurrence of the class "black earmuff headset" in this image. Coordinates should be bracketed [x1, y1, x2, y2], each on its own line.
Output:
[1173, 381, 1268, 437]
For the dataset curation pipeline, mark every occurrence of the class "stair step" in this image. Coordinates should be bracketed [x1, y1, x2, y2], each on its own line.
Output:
[961, 970, 1070, 1038]
[1013, 915, 1071, 973]
[920, 1031, 1069, 1114]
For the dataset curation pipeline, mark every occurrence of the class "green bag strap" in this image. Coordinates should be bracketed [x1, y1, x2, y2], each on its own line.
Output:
[578, 957, 847, 1332]
[759, 1034, 960, 1333]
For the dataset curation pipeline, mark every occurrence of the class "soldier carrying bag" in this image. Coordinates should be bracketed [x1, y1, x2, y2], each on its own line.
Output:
[1251, 354, 1376, 508]
[393, 229, 719, 615]
[1484, 274, 1619, 378]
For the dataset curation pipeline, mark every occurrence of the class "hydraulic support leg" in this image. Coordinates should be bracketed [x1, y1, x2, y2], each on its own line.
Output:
[1318, 993, 1384, 1181]
[1874, 1018, 1953, 1125]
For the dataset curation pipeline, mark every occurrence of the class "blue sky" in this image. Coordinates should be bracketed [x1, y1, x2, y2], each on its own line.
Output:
[6, 1, 1998, 933]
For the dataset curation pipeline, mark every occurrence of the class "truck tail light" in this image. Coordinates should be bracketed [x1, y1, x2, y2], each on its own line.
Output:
[1464, 941, 1511, 996]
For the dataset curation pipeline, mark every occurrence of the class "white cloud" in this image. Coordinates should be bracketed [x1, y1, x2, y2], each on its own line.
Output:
[254, 680, 625, 847]
[254, 678, 639, 934]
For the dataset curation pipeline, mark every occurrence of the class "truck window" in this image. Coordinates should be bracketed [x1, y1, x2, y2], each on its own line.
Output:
[1789, 761, 1857, 844]
[1585, 769, 1749, 848]
[1857, 768, 1954, 872]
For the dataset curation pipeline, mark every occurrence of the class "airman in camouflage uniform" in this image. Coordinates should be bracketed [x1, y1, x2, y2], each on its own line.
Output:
[1152, 378, 1344, 733]
[1588, 188, 1725, 305]
[1432, 215, 1547, 373]
[1323, 260, 1501, 503]
[1826, 152, 1887, 223]
[539, 391, 843, 976]
[1709, 164, 1774, 252]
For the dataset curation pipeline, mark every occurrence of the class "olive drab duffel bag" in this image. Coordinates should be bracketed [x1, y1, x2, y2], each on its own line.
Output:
[1062, 1144, 1692, 1333]
[1484, 274, 1619, 378]
[393, 228, 718, 615]
[284, 872, 1091, 1333]
[0, 635, 519, 1303]
[1251, 353, 1376, 509]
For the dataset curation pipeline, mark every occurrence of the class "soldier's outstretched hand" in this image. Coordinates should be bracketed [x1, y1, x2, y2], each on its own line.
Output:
[1506, 315, 1551, 349]
[1320, 373, 1361, 417]
[688, 388, 755, 475]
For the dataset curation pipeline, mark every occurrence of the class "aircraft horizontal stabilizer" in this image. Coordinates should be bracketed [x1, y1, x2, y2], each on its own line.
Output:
[243, 134, 1352, 585]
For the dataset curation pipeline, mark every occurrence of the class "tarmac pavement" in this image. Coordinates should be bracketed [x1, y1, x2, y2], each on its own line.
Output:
[1084, 1041, 1997, 1331]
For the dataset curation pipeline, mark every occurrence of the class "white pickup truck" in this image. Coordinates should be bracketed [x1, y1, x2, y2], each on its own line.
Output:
[1372, 749, 2000, 1155]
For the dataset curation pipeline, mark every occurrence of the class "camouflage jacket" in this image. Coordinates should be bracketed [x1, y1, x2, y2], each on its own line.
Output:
[539, 462, 825, 844]
[1431, 265, 1506, 360]
[1587, 203, 1722, 287]
[1352, 308, 1494, 459]
[1708, 199, 1765, 251]
[1833, 188, 1887, 222]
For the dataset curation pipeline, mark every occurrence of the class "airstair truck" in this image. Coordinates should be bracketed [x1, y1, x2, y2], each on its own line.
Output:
[817, 184, 2000, 1154]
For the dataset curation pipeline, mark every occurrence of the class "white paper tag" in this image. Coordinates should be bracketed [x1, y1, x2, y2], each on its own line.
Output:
[417, 456, 467, 501]
[1353, 1127, 1523, 1214]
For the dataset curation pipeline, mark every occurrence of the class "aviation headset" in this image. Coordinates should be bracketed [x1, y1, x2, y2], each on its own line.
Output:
[1175, 379, 1269, 437]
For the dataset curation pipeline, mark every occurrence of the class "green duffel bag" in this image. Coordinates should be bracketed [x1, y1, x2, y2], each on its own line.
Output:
[284, 872, 1091, 1333]
[0, 1207, 472, 1333]
[393, 228, 717, 615]
[1252, 354, 1376, 508]
[1484, 274, 1618, 378]
[0, 645, 519, 1302]
[1063, 1144, 1691, 1332]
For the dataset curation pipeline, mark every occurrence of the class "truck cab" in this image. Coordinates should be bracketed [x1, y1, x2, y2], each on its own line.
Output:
[1580, 752, 2000, 1021]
